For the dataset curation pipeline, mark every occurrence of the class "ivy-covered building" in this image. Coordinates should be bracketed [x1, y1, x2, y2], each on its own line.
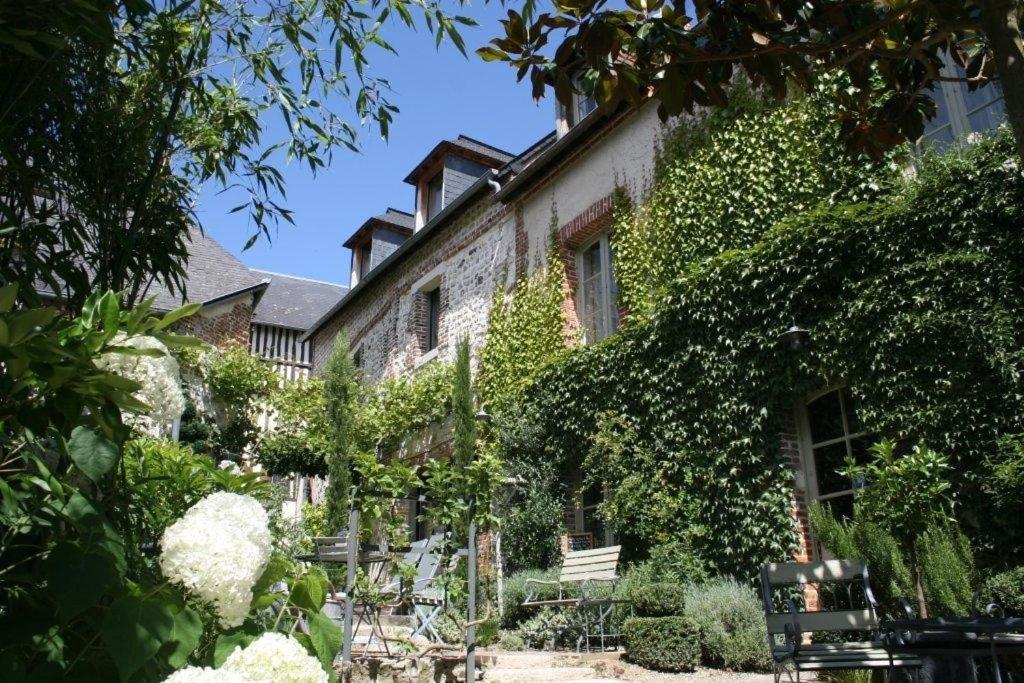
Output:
[305, 73, 1012, 569]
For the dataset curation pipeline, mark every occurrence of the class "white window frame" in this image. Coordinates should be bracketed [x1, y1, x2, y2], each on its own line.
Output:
[575, 233, 618, 344]
[921, 53, 1006, 148]
[796, 386, 871, 516]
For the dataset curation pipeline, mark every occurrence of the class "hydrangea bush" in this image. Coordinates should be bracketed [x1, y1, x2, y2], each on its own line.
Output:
[160, 492, 273, 627]
[223, 632, 329, 683]
[97, 333, 186, 436]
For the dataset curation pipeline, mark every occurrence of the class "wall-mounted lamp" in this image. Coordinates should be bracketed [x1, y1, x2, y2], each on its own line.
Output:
[779, 324, 810, 351]
[475, 408, 492, 425]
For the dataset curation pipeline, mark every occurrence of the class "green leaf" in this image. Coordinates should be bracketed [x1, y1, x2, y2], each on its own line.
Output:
[214, 623, 261, 666]
[252, 551, 292, 599]
[102, 594, 176, 681]
[154, 302, 202, 331]
[68, 426, 119, 482]
[307, 610, 342, 674]
[44, 542, 118, 623]
[0, 282, 18, 313]
[164, 605, 203, 668]
[288, 567, 328, 612]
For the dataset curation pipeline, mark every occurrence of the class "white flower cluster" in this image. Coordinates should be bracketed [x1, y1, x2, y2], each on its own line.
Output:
[97, 333, 185, 436]
[163, 667, 249, 683]
[160, 492, 272, 627]
[222, 633, 329, 683]
[162, 634, 327, 683]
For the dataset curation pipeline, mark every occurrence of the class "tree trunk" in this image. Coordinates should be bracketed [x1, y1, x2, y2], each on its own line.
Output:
[980, 0, 1024, 160]
[915, 565, 930, 619]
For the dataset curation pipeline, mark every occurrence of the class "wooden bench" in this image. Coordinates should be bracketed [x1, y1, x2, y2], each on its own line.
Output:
[760, 560, 921, 682]
[522, 545, 630, 652]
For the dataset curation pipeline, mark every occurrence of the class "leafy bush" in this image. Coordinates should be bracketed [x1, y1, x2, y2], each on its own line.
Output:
[498, 630, 526, 651]
[918, 524, 977, 617]
[629, 582, 687, 617]
[629, 540, 711, 586]
[501, 568, 561, 628]
[623, 616, 700, 672]
[515, 608, 583, 650]
[984, 567, 1024, 616]
[256, 431, 328, 477]
[683, 578, 772, 672]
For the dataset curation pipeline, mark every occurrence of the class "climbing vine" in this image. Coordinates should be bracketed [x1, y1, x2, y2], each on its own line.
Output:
[478, 228, 568, 415]
[516, 131, 1024, 577]
[613, 77, 901, 318]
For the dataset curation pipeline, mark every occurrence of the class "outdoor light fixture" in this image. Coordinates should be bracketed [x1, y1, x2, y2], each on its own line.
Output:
[779, 324, 810, 351]
[474, 408, 492, 425]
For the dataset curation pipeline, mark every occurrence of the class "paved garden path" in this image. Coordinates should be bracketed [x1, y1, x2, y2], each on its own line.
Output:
[480, 651, 781, 683]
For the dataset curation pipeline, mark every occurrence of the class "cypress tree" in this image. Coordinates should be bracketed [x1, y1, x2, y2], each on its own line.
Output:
[323, 331, 358, 533]
[452, 337, 476, 469]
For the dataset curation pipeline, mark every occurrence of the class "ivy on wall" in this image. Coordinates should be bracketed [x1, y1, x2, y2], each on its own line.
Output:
[613, 78, 900, 318]
[517, 132, 1024, 577]
[478, 229, 568, 415]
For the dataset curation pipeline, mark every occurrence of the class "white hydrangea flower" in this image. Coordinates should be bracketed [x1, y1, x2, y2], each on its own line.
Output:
[160, 492, 272, 628]
[97, 333, 185, 436]
[163, 667, 250, 682]
[222, 632, 329, 683]
[218, 460, 241, 473]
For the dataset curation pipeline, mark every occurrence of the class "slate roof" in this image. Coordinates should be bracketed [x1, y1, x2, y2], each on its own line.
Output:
[250, 270, 347, 331]
[144, 227, 268, 311]
[342, 208, 414, 249]
[403, 134, 516, 184]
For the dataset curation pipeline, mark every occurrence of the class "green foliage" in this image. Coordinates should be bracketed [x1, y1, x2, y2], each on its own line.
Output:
[623, 616, 701, 672]
[354, 360, 455, 453]
[614, 79, 898, 318]
[809, 503, 978, 617]
[493, 408, 565, 574]
[846, 440, 954, 545]
[256, 432, 328, 478]
[630, 582, 688, 617]
[478, 229, 568, 415]
[324, 332, 358, 533]
[513, 130, 1024, 577]
[515, 607, 583, 650]
[123, 439, 269, 550]
[501, 568, 561, 628]
[809, 502, 913, 612]
[1, 0, 482, 310]
[452, 338, 476, 468]
[202, 345, 277, 456]
[984, 567, 1024, 616]
[682, 579, 772, 672]
[498, 630, 527, 651]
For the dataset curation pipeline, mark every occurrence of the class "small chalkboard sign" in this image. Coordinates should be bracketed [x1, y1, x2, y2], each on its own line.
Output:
[567, 532, 594, 551]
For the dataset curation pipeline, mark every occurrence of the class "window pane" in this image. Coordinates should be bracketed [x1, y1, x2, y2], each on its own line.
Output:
[814, 441, 852, 496]
[427, 173, 444, 221]
[807, 390, 844, 444]
[822, 494, 854, 522]
[841, 387, 863, 434]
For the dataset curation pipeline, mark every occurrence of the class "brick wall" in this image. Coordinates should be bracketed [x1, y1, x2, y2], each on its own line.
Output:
[310, 194, 514, 379]
[179, 299, 253, 348]
[780, 408, 820, 608]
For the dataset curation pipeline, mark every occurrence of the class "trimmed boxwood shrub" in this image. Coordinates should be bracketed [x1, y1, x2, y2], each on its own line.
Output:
[985, 567, 1024, 616]
[629, 582, 687, 617]
[623, 616, 700, 672]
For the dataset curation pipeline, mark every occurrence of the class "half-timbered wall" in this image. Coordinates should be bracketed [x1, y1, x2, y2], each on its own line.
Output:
[249, 323, 313, 382]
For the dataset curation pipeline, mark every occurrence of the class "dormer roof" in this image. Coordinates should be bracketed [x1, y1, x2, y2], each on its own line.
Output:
[342, 208, 415, 249]
[402, 135, 514, 185]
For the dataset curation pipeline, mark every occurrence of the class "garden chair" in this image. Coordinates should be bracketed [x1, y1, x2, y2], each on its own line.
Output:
[521, 545, 630, 652]
[760, 559, 922, 682]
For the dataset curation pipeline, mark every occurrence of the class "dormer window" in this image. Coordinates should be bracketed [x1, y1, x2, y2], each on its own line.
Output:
[556, 75, 599, 137]
[358, 241, 372, 279]
[426, 172, 444, 222]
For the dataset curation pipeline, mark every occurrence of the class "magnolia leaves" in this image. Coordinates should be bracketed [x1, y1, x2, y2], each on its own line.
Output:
[68, 427, 119, 482]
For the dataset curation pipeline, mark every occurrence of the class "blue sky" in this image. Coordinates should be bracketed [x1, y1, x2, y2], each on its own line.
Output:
[197, 3, 555, 287]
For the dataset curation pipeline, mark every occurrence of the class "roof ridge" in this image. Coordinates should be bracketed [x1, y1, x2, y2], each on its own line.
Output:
[249, 269, 347, 288]
[384, 207, 414, 216]
[454, 134, 515, 158]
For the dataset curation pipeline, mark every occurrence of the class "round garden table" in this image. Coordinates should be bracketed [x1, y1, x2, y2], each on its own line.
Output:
[881, 616, 1024, 683]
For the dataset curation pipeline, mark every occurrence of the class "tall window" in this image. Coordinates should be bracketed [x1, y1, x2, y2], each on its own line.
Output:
[358, 242, 372, 279]
[800, 387, 873, 520]
[426, 172, 444, 222]
[425, 287, 441, 352]
[921, 55, 1005, 150]
[577, 235, 618, 343]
